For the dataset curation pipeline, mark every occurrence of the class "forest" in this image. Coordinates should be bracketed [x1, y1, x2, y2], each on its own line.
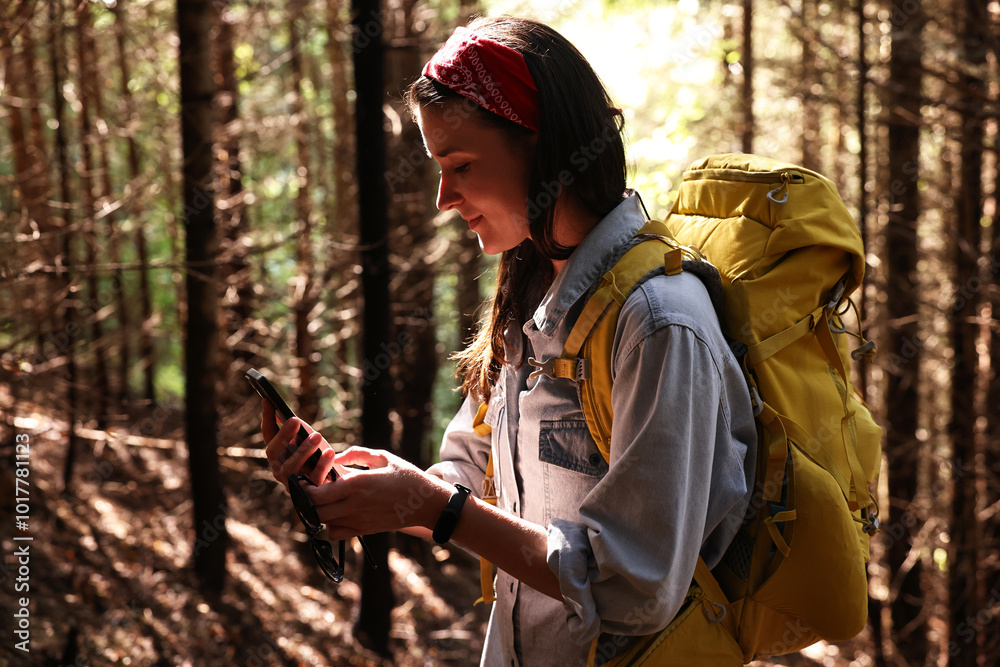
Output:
[0, 0, 997, 664]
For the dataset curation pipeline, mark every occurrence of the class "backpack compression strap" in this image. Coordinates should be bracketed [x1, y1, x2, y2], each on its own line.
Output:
[744, 287, 872, 514]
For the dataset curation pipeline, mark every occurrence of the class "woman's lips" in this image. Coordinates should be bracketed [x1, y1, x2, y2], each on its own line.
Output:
[468, 215, 483, 231]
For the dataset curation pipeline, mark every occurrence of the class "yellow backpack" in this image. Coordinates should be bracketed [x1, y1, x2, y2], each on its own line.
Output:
[477, 154, 883, 664]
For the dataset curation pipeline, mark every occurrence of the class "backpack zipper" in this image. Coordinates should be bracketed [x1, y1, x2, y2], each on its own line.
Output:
[682, 168, 806, 185]
[684, 168, 805, 205]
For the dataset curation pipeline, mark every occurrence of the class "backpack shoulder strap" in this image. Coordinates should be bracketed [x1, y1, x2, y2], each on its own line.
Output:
[558, 220, 704, 460]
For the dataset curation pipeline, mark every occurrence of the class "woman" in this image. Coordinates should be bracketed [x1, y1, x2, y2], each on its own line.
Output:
[263, 16, 756, 666]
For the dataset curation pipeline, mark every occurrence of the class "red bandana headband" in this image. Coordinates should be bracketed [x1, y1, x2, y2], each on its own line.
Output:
[422, 27, 540, 132]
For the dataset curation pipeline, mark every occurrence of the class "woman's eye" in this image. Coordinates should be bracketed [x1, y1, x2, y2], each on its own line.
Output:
[454, 163, 470, 174]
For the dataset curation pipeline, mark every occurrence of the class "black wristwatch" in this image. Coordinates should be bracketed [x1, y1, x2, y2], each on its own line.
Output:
[432, 483, 472, 544]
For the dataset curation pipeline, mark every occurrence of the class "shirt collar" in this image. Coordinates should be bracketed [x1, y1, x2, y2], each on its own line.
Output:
[531, 193, 647, 336]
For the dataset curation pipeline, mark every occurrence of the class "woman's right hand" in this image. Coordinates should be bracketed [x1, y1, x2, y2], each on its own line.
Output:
[261, 399, 337, 489]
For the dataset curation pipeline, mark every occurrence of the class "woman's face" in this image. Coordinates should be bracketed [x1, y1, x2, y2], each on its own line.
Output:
[417, 106, 536, 255]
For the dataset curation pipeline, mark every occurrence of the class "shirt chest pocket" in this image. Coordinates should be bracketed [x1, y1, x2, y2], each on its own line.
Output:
[538, 419, 609, 476]
[538, 420, 608, 525]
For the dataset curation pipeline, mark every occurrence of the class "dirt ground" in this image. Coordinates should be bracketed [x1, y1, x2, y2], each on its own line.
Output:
[0, 380, 872, 666]
[0, 383, 491, 666]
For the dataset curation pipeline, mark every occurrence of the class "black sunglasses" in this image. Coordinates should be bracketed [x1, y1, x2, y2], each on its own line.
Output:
[288, 473, 347, 582]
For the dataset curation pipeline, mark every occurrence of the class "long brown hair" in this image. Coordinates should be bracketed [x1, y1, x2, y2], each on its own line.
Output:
[406, 16, 627, 402]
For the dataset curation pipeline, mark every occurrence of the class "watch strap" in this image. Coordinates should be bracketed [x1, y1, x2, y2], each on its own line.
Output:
[432, 483, 472, 544]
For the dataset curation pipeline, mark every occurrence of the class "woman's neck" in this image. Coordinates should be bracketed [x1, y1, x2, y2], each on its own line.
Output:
[550, 196, 601, 278]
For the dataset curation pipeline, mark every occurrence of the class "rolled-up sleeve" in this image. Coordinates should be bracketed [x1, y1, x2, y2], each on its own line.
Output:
[427, 394, 492, 498]
[546, 281, 755, 643]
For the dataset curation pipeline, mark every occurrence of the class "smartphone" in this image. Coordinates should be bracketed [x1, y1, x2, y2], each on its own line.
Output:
[246, 367, 377, 570]
[246, 368, 328, 477]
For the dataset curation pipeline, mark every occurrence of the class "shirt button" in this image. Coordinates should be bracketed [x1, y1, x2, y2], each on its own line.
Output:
[589, 453, 602, 466]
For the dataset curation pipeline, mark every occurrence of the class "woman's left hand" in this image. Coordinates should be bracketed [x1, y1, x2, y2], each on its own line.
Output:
[304, 447, 452, 540]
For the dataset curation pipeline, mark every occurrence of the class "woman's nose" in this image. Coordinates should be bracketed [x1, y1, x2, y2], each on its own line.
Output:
[436, 174, 460, 211]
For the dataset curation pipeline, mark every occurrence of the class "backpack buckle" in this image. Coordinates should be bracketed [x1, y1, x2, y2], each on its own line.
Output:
[528, 357, 558, 381]
[861, 499, 880, 535]
[527, 356, 589, 382]
[826, 278, 847, 311]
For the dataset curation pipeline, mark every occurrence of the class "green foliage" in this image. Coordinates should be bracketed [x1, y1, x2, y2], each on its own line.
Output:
[482, 0, 743, 218]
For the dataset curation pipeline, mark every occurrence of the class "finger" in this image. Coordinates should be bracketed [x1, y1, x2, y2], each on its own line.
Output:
[280, 429, 327, 480]
[305, 479, 356, 526]
[265, 419, 307, 488]
[336, 447, 389, 470]
[309, 446, 338, 486]
[265, 416, 302, 464]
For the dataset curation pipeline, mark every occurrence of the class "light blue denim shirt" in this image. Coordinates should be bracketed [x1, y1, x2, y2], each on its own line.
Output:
[430, 193, 757, 666]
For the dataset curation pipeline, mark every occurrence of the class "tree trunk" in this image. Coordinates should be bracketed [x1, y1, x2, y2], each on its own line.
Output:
[328, 0, 358, 237]
[742, 0, 753, 154]
[799, 0, 820, 172]
[326, 0, 359, 417]
[213, 0, 255, 374]
[289, 3, 318, 424]
[949, 0, 988, 663]
[454, 0, 482, 419]
[50, 0, 81, 494]
[88, 18, 132, 410]
[387, 0, 436, 470]
[76, 0, 112, 429]
[12, 19, 55, 261]
[353, 0, 394, 654]
[884, 1, 927, 663]
[855, 1, 883, 662]
[113, 0, 156, 404]
[177, 0, 228, 593]
[988, 66, 1000, 667]
[5, 24, 50, 347]
[856, 0, 870, 403]
[7, 15, 60, 358]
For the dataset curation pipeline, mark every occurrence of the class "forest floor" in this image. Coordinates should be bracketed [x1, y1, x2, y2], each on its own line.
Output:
[0, 377, 873, 666]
